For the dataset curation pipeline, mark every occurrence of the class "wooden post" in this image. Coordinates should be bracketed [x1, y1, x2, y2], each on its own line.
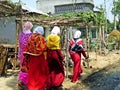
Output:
[85, 24, 89, 68]
[0, 46, 8, 76]
[12, 21, 19, 70]
[86, 24, 89, 55]
[65, 27, 69, 78]
[19, 2, 23, 32]
[99, 25, 102, 54]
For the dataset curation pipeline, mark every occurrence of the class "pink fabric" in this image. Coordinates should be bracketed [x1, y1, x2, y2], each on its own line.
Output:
[18, 71, 28, 85]
[18, 32, 32, 66]
[18, 32, 32, 85]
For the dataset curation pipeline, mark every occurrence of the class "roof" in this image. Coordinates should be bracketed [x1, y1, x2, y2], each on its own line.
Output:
[21, 4, 49, 16]
[108, 30, 120, 40]
[0, 1, 49, 17]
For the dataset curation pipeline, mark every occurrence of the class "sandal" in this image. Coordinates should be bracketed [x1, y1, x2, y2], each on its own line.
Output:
[18, 80, 24, 90]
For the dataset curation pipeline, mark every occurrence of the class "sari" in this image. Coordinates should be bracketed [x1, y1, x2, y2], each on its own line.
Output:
[24, 33, 49, 90]
[69, 38, 87, 82]
[18, 32, 32, 86]
[46, 35, 65, 90]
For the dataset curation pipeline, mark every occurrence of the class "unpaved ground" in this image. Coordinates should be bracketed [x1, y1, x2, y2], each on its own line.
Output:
[0, 51, 120, 90]
[63, 51, 120, 90]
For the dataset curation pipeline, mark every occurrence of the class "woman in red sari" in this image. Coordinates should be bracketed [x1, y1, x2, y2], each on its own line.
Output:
[46, 26, 65, 90]
[23, 26, 49, 90]
[69, 30, 88, 83]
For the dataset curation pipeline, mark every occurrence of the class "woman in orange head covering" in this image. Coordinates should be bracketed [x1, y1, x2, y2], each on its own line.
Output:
[46, 26, 65, 90]
[23, 26, 49, 90]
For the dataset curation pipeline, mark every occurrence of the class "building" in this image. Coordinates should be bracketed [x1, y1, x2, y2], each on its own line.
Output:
[36, 0, 94, 14]
[0, 3, 48, 45]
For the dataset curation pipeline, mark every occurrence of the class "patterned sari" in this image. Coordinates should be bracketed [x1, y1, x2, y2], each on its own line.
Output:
[23, 33, 49, 90]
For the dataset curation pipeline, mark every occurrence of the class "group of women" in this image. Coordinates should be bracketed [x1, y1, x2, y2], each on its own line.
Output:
[17, 21, 88, 90]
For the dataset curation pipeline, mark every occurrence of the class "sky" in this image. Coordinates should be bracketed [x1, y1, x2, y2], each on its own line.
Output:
[12, 0, 115, 22]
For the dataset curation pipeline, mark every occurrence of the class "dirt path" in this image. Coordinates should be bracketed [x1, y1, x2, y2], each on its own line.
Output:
[0, 51, 120, 90]
[62, 51, 120, 90]
[0, 70, 18, 90]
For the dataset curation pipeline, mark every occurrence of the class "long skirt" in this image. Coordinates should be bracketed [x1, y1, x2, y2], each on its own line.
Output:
[47, 50, 65, 90]
[28, 55, 49, 90]
[18, 54, 28, 85]
[70, 52, 82, 82]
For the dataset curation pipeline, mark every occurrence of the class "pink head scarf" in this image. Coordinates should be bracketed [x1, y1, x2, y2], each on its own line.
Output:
[23, 21, 33, 33]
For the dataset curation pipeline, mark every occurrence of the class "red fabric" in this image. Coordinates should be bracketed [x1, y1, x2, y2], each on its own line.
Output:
[70, 38, 83, 45]
[24, 33, 47, 55]
[70, 52, 82, 82]
[69, 39, 87, 82]
[47, 49, 65, 90]
[23, 33, 49, 90]
[21, 56, 29, 73]
[28, 55, 49, 90]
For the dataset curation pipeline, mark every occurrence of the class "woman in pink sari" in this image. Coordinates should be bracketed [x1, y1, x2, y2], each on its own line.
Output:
[46, 26, 65, 90]
[17, 21, 33, 90]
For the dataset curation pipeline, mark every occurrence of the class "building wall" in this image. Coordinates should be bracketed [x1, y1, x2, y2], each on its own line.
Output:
[36, 0, 94, 14]
[0, 16, 16, 44]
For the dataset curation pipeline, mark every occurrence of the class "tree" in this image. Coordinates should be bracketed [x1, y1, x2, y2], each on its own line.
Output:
[111, 0, 120, 31]
[113, 0, 120, 15]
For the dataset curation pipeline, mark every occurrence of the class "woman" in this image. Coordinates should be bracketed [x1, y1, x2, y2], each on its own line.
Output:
[18, 21, 33, 90]
[69, 30, 88, 83]
[46, 26, 65, 90]
[23, 26, 49, 90]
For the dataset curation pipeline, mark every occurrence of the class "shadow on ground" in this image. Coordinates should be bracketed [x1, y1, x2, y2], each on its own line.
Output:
[69, 58, 120, 90]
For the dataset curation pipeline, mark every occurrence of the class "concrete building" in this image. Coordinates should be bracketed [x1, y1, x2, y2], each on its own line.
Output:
[36, 0, 94, 14]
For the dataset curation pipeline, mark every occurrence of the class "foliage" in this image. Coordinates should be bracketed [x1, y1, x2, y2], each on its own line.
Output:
[57, 11, 106, 26]
[107, 21, 114, 33]
[112, 0, 120, 15]
[7, 0, 20, 7]
[95, 6, 106, 25]
[90, 41, 97, 50]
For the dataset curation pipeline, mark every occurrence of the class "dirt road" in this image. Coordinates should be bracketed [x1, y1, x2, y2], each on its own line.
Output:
[0, 51, 120, 90]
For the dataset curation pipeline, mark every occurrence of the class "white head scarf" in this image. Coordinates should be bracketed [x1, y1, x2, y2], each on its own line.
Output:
[23, 21, 33, 34]
[33, 26, 44, 35]
[74, 30, 81, 38]
[23, 21, 33, 30]
[51, 26, 60, 35]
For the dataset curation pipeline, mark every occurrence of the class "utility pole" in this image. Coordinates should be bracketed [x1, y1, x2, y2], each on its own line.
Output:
[104, 0, 107, 34]
[19, 0, 21, 4]
[114, 0, 117, 30]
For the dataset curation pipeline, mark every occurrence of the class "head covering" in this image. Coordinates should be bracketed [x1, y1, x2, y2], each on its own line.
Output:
[23, 21, 33, 31]
[33, 26, 44, 35]
[51, 26, 60, 35]
[74, 30, 81, 38]
[46, 35, 60, 50]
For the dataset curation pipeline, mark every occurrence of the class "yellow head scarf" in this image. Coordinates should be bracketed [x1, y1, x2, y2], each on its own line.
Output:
[46, 35, 60, 50]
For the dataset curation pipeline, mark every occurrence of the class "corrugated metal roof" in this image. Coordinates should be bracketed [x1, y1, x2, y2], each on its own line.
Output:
[22, 4, 49, 16]
[0, 1, 49, 17]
